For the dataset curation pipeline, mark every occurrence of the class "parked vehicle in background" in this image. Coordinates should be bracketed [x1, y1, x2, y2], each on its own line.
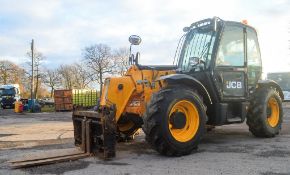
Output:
[38, 97, 54, 106]
[267, 72, 290, 101]
[0, 84, 20, 109]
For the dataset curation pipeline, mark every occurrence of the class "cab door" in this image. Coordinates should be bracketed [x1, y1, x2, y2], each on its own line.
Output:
[214, 24, 247, 100]
[246, 27, 262, 92]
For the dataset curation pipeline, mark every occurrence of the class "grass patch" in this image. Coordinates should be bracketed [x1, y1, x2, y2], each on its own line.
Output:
[41, 105, 55, 112]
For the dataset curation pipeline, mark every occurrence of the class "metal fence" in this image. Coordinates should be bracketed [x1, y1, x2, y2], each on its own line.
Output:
[72, 89, 98, 108]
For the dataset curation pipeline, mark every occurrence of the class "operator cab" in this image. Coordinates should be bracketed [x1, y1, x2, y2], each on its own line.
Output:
[175, 17, 262, 124]
[176, 17, 262, 101]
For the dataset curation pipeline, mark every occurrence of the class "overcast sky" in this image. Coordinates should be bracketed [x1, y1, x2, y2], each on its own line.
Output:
[0, 0, 289, 73]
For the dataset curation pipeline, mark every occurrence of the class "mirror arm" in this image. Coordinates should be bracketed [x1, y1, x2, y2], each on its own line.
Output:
[129, 54, 134, 65]
[129, 44, 132, 56]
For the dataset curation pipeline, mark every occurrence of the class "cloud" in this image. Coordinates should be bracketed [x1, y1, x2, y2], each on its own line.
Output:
[0, 0, 289, 74]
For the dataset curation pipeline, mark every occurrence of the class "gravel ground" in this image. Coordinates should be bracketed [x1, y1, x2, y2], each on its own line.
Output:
[0, 104, 290, 175]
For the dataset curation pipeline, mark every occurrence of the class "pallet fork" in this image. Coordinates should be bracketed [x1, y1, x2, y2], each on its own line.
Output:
[9, 107, 117, 169]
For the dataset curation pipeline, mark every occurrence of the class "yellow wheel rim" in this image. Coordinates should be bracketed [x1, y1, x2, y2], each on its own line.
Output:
[267, 97, 280, 127]
[169, 100, 199, 142]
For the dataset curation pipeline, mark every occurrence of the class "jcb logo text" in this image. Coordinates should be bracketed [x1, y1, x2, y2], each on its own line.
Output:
[226, 81, 242, 89]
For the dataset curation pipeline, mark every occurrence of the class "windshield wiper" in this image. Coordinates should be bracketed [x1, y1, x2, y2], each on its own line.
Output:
[199, 42, 210, 62]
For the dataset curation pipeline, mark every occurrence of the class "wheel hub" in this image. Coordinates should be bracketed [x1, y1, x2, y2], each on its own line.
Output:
[170, 112, 186, 129]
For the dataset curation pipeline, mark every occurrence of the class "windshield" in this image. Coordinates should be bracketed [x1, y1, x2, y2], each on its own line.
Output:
[177, 26, 217, 72]
[0, 88, 16, 96]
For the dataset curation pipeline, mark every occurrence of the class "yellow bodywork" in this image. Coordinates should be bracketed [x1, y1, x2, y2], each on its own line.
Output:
[100, 65, 175, 122]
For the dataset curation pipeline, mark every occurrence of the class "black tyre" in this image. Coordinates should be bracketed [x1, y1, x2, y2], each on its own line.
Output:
[117, 121, 139, 141]
[117, 114, 142, 141]
[143, 87, 206, 156]
[246, 88, 283, 137]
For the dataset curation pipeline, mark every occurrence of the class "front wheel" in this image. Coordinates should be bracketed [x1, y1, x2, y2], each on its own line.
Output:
[117, 114, 142, 141]
[246, 88, 283, 137]
[143, 87, 206, 156]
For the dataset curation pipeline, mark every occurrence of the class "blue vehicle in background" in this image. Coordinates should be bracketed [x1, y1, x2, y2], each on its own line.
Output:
[0, 84, 20, 109]
[267, 72, 290, 101]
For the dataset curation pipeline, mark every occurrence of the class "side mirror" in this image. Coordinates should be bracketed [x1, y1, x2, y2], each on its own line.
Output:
[189, 57, 200, 66]
[129, 35, 142, 45]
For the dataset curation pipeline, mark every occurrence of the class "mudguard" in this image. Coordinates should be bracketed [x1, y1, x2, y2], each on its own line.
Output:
[158, 74, 212, 104]
[257, 79, 284, 100]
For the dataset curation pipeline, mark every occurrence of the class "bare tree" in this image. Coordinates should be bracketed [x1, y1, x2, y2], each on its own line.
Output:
[26, 50, 45, 98]
[0, 60, 27, 86]
[71, 63, 94, 89]
[58, 65, 74, 89]
[56, 63, 95, 90]
[43, 68, 61, 97]
[0, 60, 15, 84]
[113, 47, 130, 76]
[0, 60, 30, 98]
[83, 44, 114, 93]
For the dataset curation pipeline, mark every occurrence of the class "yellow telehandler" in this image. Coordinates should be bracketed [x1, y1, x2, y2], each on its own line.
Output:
[10, 17, 284, 168]
[72, 17, 284, 157]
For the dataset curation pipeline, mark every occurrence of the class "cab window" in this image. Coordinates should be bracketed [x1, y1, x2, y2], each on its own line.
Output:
[216, 25, 245, 67]
[247, 28, 262, 86]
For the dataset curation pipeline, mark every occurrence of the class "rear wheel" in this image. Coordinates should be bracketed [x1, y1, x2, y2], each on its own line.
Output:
[143, 87, 206, 156]
[246, 88, 283, 137]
